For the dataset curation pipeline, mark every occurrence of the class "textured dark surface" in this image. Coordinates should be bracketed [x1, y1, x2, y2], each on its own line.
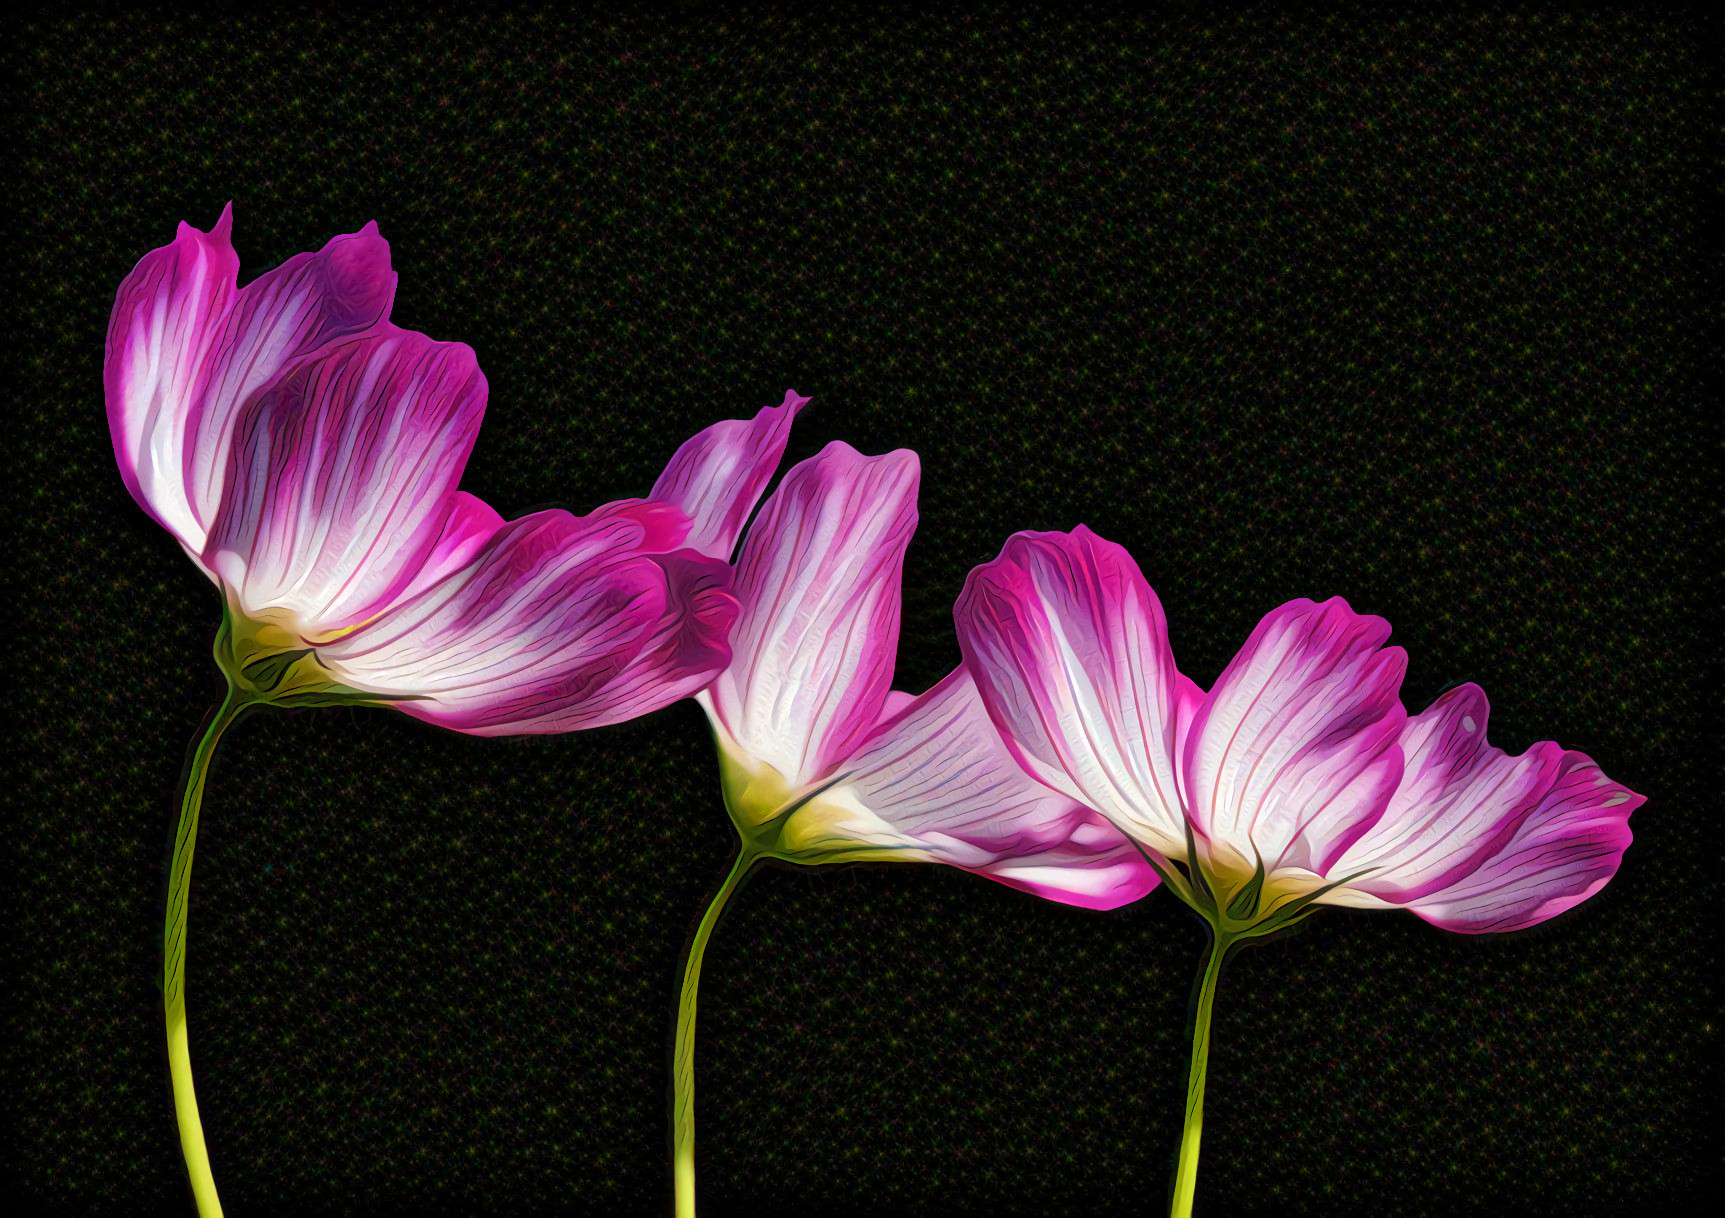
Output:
[3, 6, 1717, 1216]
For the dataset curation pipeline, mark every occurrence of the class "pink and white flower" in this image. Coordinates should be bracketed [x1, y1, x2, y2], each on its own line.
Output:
[696, 447, 1156, 910]
[955, 526, 1640, 933]
[107, 205, 804, 731]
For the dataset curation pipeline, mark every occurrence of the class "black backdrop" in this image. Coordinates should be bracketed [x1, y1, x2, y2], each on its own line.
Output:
[4, 6, 1717, 1216]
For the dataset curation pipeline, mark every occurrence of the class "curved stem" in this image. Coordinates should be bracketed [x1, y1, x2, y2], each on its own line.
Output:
[164, 686, 251, 1218]
[1170, 927, 1233, 1218]
[673, 845, 758, 1218]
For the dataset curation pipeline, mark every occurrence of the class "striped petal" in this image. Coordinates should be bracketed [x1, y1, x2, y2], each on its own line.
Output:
[833, 669, 1157, 910]
[1182, 598, 1407, 876]
[704, 442, 919, 788]
[954, 527, 1187, 858]
[1321, 685, 1640, 931]
[203, 329, 485, 635]
[317, 504, 737, 735]
[1398, 755, 1640, 933]
[649, 390, 808, 561]
[105, 206, 396, 556]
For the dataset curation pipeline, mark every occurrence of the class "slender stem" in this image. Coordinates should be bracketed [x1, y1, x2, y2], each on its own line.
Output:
[1170, 926, 1233, 1218]
[673, 846, 758, 1218]
[164, 687, 251, 1218]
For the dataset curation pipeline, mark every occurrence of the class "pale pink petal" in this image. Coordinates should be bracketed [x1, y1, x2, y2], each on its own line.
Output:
[1401, 752, 1640, 932]
[1325, 685, 1565, 900]
[105, 205, 241, 553]
[105, 207, 397, 556]
[954, 527, 1187, 857]
[704, 442, 919, 788]
[203, 329, 485, 634]
[1316, 684, 1641, 931]
[317, 508, 737, 735]
[837, 669, 1157, 910]
[1182, 598, 1407, 875]
[648, 391, 809, 560]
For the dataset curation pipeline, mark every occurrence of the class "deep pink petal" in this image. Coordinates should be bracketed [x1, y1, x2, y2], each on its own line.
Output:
[185, 220, 397, 528]
[105, 207, 398, 557]
[954, 526, 1188, 856]
[203, 329, 485, 634]
[383, 491, 507, 610]
[841, 669, 1158, 910]
[1401, 751, 1640, 933]
[704, 442, 919, 788]
[105, 205, 242, 553]
[648, 390, 809, 560]
[1182, 598, 1407, 875]
[318, 509, 737, 735]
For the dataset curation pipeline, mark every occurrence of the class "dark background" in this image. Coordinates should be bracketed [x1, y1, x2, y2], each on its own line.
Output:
[4, 5, 1717, 1216]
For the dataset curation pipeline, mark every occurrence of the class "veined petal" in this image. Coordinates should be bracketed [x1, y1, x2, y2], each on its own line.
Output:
[317, 508, 737, 735]
[1318, 686, 1642, 931]
[705, 442, 919, 788]
[204, 329, 486, 634]
[833, 668, 1158, 910]
[105, 205, 242, 553]
[1323, 685, 1564, 900]
[378, 491, 507, 614]
[648, 390, 809, 561]
[105, 207, 397, 556]
[1183, 598, 1407, 876]
[1396, 753, 1639, 933]
[954, 527, 1188, 858]
[187, 220, 396, 530]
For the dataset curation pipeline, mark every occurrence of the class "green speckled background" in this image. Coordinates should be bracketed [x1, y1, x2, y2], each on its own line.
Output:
[4, 6, 1716, 1216]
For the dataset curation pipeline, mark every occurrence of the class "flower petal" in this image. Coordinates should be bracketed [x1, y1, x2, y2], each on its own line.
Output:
[1182, 598, 1407, 876]
[648, 390, 809, 560]
[204, 329, 485, 634]
[1323, 685, 1563, 901]
[1319, 685, 1641, 931]
[954, 527, 1188, 858]
[187, 219, 397, 528]
[105, 205, 241, 552]
[836, 669, 1158, 910]
[317, 507, 737, 735]
[1396, 754, 1639, 933]
[105, 207, 397, 556]
[705, 442, 919, 787]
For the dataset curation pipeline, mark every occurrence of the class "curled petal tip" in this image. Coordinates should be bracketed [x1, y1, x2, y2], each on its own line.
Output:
[647, 390, 810, 561]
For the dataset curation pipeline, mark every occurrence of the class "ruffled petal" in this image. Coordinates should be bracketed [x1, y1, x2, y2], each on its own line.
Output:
[1182, 598, 1407, 876]
[186, 220, 396, 529]
[704, 442, 919, 787]
[835, 669, 1158, 910]
[203, 328, 485, 634]
[105, 207, 397, 556]
[648, 390, 809, 560]
[954, 527, 1188, 858]
[317, 507, 737, 735]
[1324, 685, 1564, 900]
[1318, 685, 1641, 932]
[1396, 752, 1639, 932]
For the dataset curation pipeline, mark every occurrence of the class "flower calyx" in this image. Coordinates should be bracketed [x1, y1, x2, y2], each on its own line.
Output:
[1143, 820, 1373, 940]
[713, 745, 916, 867]
[213, 596, 409, 710]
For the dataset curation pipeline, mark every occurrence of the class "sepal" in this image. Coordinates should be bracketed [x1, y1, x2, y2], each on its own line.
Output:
[212, 595, 407, 709]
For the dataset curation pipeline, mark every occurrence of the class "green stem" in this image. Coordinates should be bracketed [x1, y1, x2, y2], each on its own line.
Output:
[673, 846, 758, 1218]
[1170, 926, 1233, 1218]
[164, 686, 252, 1218]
